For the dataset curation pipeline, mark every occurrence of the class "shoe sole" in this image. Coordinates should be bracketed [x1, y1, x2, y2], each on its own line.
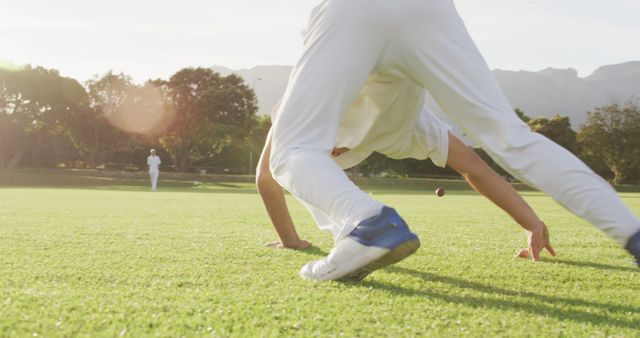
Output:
[341, 238, 420, 281]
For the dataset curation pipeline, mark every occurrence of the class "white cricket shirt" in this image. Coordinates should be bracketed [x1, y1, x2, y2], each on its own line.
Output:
[147, 155, 161, 172]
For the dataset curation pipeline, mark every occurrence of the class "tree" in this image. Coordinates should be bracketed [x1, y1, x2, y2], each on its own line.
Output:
[0, 66, 87, 168]
[205, 115, 272, 174]
[515, 107, 580, 155]
[158, 68, 257, 172]
[61, 72, 137, 168]
[245, 114, 272, 174]
[528, 115, 578, 154]
[0, 73, 29, 168]
[577, 101, 640, 184]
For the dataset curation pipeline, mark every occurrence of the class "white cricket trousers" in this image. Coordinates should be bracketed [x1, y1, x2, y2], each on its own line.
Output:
[269, 0, 640, 245]
[149, 170, 159, 191]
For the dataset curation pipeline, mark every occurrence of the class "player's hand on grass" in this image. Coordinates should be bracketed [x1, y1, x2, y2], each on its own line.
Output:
[265, 239, 312, 250]
[515, 222, 556, 262]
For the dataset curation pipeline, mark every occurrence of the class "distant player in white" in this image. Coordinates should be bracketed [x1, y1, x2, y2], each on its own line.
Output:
[147, 149, 161, 192]
[258, 74, 555, 271]
[268, 0, 640, 280]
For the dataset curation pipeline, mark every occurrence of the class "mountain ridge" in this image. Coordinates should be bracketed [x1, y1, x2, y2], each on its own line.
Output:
[213, 62, 640, 128]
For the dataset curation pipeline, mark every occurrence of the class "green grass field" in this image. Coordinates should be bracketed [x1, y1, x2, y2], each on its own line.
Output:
[1, 172, 639, 337]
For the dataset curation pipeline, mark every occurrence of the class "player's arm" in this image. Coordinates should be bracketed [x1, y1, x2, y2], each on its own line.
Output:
[256, 130, 311, 250]
[445, 132, 555, 261]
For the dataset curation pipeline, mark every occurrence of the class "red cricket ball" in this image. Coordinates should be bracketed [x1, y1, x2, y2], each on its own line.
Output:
[435, 187, 445, 197]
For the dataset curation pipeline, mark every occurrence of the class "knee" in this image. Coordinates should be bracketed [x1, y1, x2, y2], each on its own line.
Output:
[268, 146, 324, 189]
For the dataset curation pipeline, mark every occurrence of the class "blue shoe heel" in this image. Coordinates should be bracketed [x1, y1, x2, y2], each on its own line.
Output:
[342, 207, 421, 281]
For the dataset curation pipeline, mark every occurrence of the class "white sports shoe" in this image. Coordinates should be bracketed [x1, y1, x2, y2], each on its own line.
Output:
[300, 237, 389, 281]
[300, 207, 420, 281]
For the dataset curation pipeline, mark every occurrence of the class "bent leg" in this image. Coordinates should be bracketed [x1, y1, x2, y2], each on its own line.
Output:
[269, 0, 388, 240]
[397, 0, 640, 245]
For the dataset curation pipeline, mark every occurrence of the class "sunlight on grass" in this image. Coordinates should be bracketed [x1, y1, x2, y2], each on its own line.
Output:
[0, 178, 639, 336]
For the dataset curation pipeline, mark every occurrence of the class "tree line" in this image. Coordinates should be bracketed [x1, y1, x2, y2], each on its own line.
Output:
[1, 65, 639, 184]
[0, 66, 267, 174]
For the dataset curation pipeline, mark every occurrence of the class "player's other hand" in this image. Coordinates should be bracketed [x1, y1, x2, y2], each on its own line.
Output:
[515, 222, 556, 262]
[265, 239, 312, 250]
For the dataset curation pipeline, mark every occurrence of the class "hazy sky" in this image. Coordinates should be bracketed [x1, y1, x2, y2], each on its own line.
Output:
[1, 0, 639, 83]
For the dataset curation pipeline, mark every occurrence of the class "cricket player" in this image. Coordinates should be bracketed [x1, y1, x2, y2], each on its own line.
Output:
[268, 0, 640, 281]
[147, 149, 161, 192]
[260, 73, 554, 280]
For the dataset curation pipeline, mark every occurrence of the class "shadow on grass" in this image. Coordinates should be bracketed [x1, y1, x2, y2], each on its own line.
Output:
[352, 266, 640, 329]
[284, 244, 640, 328]
[544, 258, 639, 272]
[297, 246, 329, 257]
